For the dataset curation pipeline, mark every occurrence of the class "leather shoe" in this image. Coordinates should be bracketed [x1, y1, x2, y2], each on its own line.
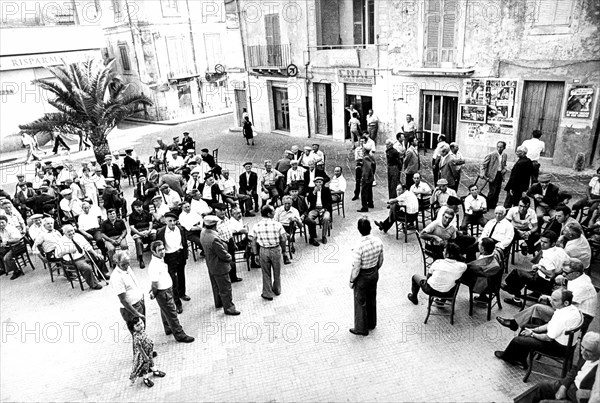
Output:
[138, 259, 145, 269]
[90, 284, 103, 290]
[176, 335, 195, 343]
[10, 270, 23, 280]
[176, 306, 183, 314]
[496, 316, 518, 331]
[357, 208, 369, 212]
[180, 295, 191, 301]
[0, 270, 6, 276]
[374, 220, 384, 232]
[283, 257, 291, 265]
[232, 277, 243, 283]
[152, 351, 158, 358]
[309, 239, 320, 247]
[349, 328, 368, 336]
[224, 309, 241, 316]
[503, 297, 523, 307]
[261, 294, 273, 301]
[368, 204, 374, 209]
[152, 370, 166, 377]
[165, 329, 173, 336]
[407, 293, 418, 305]
[321, 237, 327, 244]
[351, 196, 359, 201]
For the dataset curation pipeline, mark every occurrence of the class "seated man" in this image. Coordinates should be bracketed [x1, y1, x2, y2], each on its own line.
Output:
[129, 200, 156, 269]
[430, 178, 457, 210]
[560, 222, 592, 270]
[286, 159, 306, 195]
[199, 175, 221, 206]
[526, 173, 560, 224]
[494, 288, 583, 370]
[305, 177, 332, 246]
[572, 173, 600, 226]
[420, 209, 458, 260]
[123, 149, 141, 181]
[460, 237, 503, 301]
[298, 146, 314, 169]
[329, 166, 347, 203]
[166, 150, 185, 172]
[219, 169, 249, 209]
[239, 162, 258, 216]
[134, 175, 157, 208]
[502, 230, 569, 307]
[159, 184, 182, 214]
[0, 215, 24, 279]
[214, 202, 242, 283]
[260, 160, 284, 206]
[514, 331, 599, 403]
[178, 200, 204, 250]
[311, 143, 325, 169]
[506, 196, 539, 256]
[303, 160, 330, 196]
[545, 205, 581, 237]
[409, 173, 432, 197]
[185, 171, 202, 195]
[274, 196, 302, 263]
[100, 208, 129, 269]
[59, 189, 83, 223]
[460, 183, 488, 232]
[27, 213, 45, 245]
[32, 217, 64, 260]
[275, 150, 293, 178]
[480, 206, 514, 260]
[55, 224, 104, 289]
[77, 200, 107, 258]
[189, 190, 212, 217]
[407, 242, 467, 304]
[374, 183, 419, 234]
[498, 258, 597, 337]
[14, 182, 34, 220]
[0, 199, 26, 236]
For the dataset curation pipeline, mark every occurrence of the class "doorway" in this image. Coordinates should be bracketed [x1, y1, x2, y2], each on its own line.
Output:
[315, 83, 332, 135]
[420, 92, 458, 149]
[177, 82, 193, 116]
[235, 89, 247, 126]
[273, 86, 290, 131]
[518, 81, 564, 157]
[344, 93, 372, 139]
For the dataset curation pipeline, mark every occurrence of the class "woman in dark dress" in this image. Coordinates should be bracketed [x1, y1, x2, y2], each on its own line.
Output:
[242, 116, 254, 146]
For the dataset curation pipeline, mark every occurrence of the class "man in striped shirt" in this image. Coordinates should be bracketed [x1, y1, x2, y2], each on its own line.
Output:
[349, 217, 384, 336]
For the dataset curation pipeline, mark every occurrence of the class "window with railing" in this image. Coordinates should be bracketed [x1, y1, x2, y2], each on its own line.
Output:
[246, 13, 291, 68]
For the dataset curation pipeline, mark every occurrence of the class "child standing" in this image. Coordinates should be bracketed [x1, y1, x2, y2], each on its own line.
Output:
[128, 317, 166, 387]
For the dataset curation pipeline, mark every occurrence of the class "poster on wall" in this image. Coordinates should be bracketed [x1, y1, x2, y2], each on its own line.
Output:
[566, 86, 594, 118]
[463, 79, 485, 105]
[485, 79, 517, 126]
[459, 104, 487, 124]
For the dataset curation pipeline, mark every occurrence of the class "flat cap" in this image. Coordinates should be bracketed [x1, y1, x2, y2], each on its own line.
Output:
[164, 212, 178, 220]
[213, 202, 227, 210]
[30, 214, 44, 220]
[314, 176, 325, 182]
[60, 189, 72, 196]
[152, 195, 162, 201]
[203, 215, 219, 226]
[201, 148, 209, 153]
[243, 162, 253, 167]
[538, 173, 552, 183]
[437, 179, 448, 185]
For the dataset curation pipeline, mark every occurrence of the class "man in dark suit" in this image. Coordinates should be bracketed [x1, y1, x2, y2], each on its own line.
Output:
[460, 238, 503, 301]
[480, 141, 507, 209]
[156, 212, 189, 314]
[198, 175, 222, 206]
[403, 137, 421, 191]
[504, 145, 534, 208]
[514, 331, 599, 403]
[526, 173, 560, 223]
[180, 132, 194, 154]
[123, 149, 140, 182]
[303, 161, 330, 196]
[199, 215, 240, 316]
[200, 148, 221, 176]
[134, 175, 157, 209]
[14, 183, 34, 220]
[238, 162, 258, 215]
[101, 155, 122, 189]
[358, 149, 376, 212]
[305, 177, 332, 246]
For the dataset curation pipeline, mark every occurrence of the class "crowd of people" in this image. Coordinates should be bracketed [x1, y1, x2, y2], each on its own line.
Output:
[1, 124, 599, 397]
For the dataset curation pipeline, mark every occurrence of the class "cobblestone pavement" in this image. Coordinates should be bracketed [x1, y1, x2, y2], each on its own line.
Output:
[1, 114, 598, 402]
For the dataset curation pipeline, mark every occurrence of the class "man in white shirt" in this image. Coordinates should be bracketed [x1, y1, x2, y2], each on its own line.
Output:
[430, 179, 457, 208]
[159, 184, 182, 212]
[112, 250, 146, 330]
[375, 184, 419, 234]
[506, 196, 539, 256]
[178, 201, 204, 248]
[148, 240, 194, 343]
[77, 201, 106, 257]
[560, 223, 592, 269]
[286, 160, 306, 195]
[362, 132, 376, 153]
[0, 200, 26, 235]
[352, 138, 366, 201]
[55, 224, 103, 289]
[408, 243, 467, 304]
[329, 166, 347, 203]
[274, 196, 301, 264]
[521, 129, 545, 183]
[495, 288, 582, 370]
[0, 216, 23, 278]
[191, 157, 211, 184]
[502, 230, 568, 306]
[151, 195, 170, 228]
[298, 146, 315, 169]
[186, 171, 202, 195]
[27, 213, 45, 244]
[59, 189, 83, 222]
[366, 109, 379, 143]
[166, 150, 184, 171]
[310, 144, 325, 168]
[218, 169, 239, 207]
[460, 183, 488, 232]
[189, 190, 212, 217]
[410, 173, 432, 197]
[480, 206, 515, 251]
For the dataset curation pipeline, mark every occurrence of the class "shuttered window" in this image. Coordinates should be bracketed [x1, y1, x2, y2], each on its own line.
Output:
[118, 45, 131, 71]
[424, 0, 456, 67]
[265, 14, 282, 66]
[204, 33, 223, 72]
[534, 0, 573, 26]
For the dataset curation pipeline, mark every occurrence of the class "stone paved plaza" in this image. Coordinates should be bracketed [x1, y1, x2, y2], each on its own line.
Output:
[1, 114, 598, 402]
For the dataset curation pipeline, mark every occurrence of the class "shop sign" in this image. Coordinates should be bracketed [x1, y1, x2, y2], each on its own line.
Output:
[337, 68, 375, 85]
[0, 50, 99, 71]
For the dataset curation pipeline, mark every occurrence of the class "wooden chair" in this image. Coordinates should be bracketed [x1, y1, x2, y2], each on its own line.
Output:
[212, 148, 219, 165]
[466, 269, 503, 321]
[394, 210, 419, 242]
[331, 192, 345, 218]
[424, 280, 461, 325]
[522, 321, 583, 383]
[9, 238, 35, 273]
[415, 231, 436, 276]
[37, 247, 62, 283]
[188, 240, 201, 262]
[232, 233, 251, 271]
[417, 194, 433, 229]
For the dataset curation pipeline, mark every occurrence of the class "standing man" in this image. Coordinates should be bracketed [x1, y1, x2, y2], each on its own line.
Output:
[200, 215, 241, 315]
[401, 114, 417, 146]
[358, 149, 376, 212]
[112, 251, 145, 331]
[156, 212, 189, 314]
[403, 137, 420, 191]
[250, 206, 287, 301]
[385, 139, 402, 199]
[352, 138, 365, 201]
[349, 216, 384, 336]
[348, 112, 361, 146]
[480, 141, 508, 209]
[521, 129, 545, 184]
[148, 241, 195, 342]
[504, 145, 534, 208]
[214, 202, 243, 283]
[366, 109, 379, 144]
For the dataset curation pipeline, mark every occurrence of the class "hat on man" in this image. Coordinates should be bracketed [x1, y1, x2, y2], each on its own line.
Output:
[164, 212, 178, 220]
[104, 155, 112, 161]
[437, 179, 448, 186]
[187, 149, 195, 154]
[538, 173, 552, 183]
[314, 176, 324, 182]
[44, 161, 53, 165]
[30, 213, 44, 220]
[173, 136, 179, 140]
[56, 164, 64, 170]
[152, 195, 162, 201]
[183, 132, 190, 135]
[201, 148, 209, 153]
[290, 159, 299, 165]
[304, 146, 312, 151]
[16, 173, 24, 178]
[213, 202, 227, 210]
[60, 189, 72, 196]
[203, 215, 219, 226]
[171, 149, 179, 154]
[125, 148, 133, 153]
[284, 149, 293, 155]
[243, 162, 253, 167]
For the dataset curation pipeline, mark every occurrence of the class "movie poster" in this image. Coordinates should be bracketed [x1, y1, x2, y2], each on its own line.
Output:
[565, 86, 594, 118]
[485, 79, 517, 126]
[463, 79, 485, 105]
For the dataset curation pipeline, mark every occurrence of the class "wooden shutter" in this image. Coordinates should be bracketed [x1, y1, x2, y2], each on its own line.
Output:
[441, 0, 456, 63]
[204, 33, 222, 72]
[535, 0, 573, 26]
[353, 0, 364, 45]
[425, 0, 440, 66]
[265, 14, 281, 66]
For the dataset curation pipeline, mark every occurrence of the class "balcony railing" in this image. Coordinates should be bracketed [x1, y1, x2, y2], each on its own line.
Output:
[246, 44, 291, 68]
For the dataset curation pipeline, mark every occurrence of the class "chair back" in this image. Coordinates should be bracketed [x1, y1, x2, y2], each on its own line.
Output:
[9, 238, 27, 256]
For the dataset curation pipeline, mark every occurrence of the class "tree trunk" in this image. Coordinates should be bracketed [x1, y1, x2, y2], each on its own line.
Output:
[91, 138, 111, 164]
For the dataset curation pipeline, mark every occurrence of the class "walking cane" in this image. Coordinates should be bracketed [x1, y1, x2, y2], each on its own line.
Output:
[474, 176, 490, 199]
[85, 248, 109, 285]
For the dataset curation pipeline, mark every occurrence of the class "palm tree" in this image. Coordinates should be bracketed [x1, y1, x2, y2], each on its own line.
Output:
[19, 59, 153, 163]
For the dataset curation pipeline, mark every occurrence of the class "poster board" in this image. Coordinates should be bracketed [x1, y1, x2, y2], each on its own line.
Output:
[459, 104, 487, 124]
[462, 78, 517, 127]
[565, 86, 594, 118]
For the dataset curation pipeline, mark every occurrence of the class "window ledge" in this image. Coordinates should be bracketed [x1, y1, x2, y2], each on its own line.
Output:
[529, 26, 573, 35]
[392, 67, 475, 77]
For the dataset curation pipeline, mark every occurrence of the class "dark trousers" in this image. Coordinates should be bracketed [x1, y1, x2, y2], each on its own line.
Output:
[354, 165, 362, 198]
[155, 288, 185, 339]
[209, 272, 235, 311]
[260, 245, 282, 298]
[360, 181, 373, 209]
[487, 172, 503, 209]
[514, 380, 577, 403]
[354, 268, 378, 333]
[504, 268, 553, 298]
[133, 233, 156, 258]
[502, 336, 566, 365]
[226, 238, 238, 281]
[459, 213, 488, 233]
[164, 250, 186, 308]
[381, 208, 418, 232]
[504, 189, 525, 208]
[120, 299, 146, 333]
[387, 166, 400, 199]
[52, 135, 70, 153]
[411, 275, 453, 299]
[531, 161, 540, 184]
[405, 172, 416, 192]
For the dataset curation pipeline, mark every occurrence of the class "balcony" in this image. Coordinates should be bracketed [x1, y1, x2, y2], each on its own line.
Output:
[246, 44, 291, 69]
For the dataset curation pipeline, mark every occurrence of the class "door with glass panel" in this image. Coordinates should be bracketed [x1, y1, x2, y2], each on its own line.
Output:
[420, 92, 458, 150]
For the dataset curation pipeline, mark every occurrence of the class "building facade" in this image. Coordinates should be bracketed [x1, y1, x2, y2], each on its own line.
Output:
[234, 0, 600, 167]
[0, 0, 104, 152]
[101, 0, 245, 122]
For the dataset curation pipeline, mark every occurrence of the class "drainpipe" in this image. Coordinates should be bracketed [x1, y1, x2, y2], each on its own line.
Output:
[235, 0, 254, 124]
[305, 1, 311, 138]
[185, 0, 202, 114]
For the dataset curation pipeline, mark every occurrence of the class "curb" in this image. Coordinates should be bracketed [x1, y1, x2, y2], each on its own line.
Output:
[126, 110, 233, 126]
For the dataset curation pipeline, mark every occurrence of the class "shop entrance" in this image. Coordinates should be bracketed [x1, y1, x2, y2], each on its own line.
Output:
[344, 91, 372, 140]
[420, 91, 458, 150]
